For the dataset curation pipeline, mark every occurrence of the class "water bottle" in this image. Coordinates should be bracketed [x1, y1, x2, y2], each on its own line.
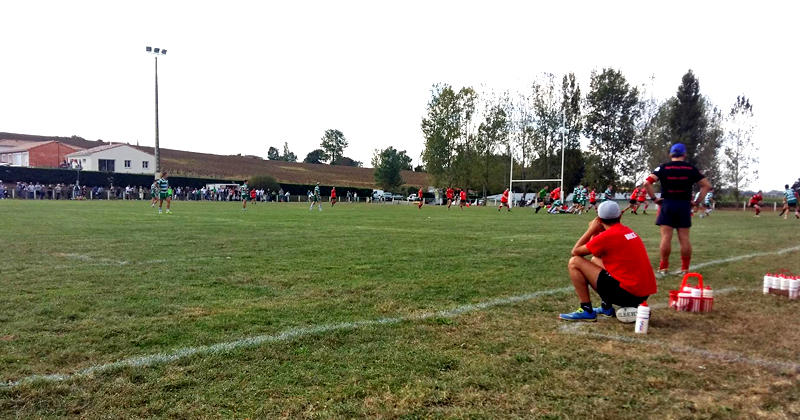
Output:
[690, 287, 702, 312]
[634, 302, 650, 334]
[789, 278, 800, 300]
[702, 287, 714, 312]
[763, 273, 771, 294]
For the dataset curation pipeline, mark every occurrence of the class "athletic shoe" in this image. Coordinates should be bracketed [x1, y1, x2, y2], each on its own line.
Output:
[656, 269, 668, 279]
[558, 308, 597, 322]
[677, 270, 688, 276]
[593, 306, 615, 318]
[158, 210, 162, 214]
[166, 209, 172, 214]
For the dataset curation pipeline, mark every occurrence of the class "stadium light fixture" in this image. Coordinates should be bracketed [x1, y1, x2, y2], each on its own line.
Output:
[146, 46, 167, 176]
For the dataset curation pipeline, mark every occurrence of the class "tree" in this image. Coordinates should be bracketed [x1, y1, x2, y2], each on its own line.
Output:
[476, 96, 510, 198]
[583, 68, 640, 187]
[421, 84, 461, 186]
[333, 156, 363, 167]
[722, 95, 757, 201]
[281, 142, 297, 162]
[249, 175, 279, 191]
[320, 129, 348, 164]
[560, 73, 585, 189]
[267, 146, 280, 160]
[372, 147, 408, 191]
[303, 149, 326, 164]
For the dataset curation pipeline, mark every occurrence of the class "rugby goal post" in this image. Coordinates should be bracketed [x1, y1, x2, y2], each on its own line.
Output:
[507, 128, 567, 208]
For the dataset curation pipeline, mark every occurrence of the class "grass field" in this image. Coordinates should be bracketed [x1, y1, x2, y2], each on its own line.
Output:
[0, 200, 799, 418]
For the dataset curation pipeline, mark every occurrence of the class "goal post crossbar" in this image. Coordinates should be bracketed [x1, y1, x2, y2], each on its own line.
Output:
[510, 179, 561, 183]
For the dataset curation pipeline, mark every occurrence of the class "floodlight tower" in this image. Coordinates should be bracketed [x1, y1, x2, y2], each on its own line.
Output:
[146, 46, 167, 177]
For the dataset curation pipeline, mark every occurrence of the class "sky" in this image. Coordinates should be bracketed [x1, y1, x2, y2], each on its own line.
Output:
[1, 0, 797, 191]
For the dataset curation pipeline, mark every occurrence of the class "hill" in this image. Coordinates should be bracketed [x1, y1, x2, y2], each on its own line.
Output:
[0, 132, 429, 189]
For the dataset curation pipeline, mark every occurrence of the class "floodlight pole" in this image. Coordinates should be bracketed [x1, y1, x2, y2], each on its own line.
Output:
[154, 55, 160, 177]
[146, 46, 166, 178]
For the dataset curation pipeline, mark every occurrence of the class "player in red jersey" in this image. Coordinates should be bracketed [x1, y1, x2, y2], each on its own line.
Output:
[636, 184, 649, 214]
[417, 187, 424, 209]
[586, 188, 597, 211]
[330, 187, 337, 207]
[749, 190, 763, 217]
[446, 187, 455, 209]
[459, 189, 467, 209]
[559, 201, 656, 321]
[498, 188, 511, 212]
[548, 187, 561, 211]
[622, 187, 640, 214]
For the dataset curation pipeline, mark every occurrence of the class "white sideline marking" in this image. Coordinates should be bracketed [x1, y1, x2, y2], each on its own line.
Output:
[9, 245, 798, 388]
[53, 253, 128, 266]
[680, 244, 800, 273]
[559, 323, 800, 373]
[0, 287, 573, 389]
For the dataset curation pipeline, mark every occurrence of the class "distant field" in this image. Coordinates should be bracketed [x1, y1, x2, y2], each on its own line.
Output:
[0, 200, 798, 418]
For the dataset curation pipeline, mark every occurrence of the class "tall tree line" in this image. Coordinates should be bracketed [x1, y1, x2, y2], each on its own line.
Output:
[421, 69, 752, 197]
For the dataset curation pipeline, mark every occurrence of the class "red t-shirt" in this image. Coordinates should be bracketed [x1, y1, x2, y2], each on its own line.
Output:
[331, 189, 336, 198]
[250, 190, 256, 198]
[460, 191, 466, 200]
[589, 191, 596, 202]
[586, 224, 657, 297]
[749, 193, 762, 205]
[418, 189, 423, 198]
[630, 188, 640, 200]
[446, 188, 454, 199]
[501, 189, 509, 203]
[550, 188, 561, 200]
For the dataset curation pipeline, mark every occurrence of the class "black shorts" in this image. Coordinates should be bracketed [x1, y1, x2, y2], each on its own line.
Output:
[596, 270, 648, 307]
[655, 199, 692, 228]
[789, 202, 798, 210]
[629, 199, 636, 205]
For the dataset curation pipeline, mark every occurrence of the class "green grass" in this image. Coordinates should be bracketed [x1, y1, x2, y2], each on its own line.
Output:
[1, 200, 799, 418]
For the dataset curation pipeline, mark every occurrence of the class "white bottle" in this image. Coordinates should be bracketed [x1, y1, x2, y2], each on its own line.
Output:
[763, 273, 771, 294]
[703, 287, 714, 312]
[789, 278, 799, 300]
[634, 302, 650, 334]
[690, 288, 702, 312]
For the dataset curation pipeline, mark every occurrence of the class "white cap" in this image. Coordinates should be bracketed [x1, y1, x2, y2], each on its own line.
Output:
[597, 200, 621, 219]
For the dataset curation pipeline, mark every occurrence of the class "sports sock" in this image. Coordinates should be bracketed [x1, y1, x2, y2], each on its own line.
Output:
[601, 301, 613, 311]
[659, 260, 668, 270]
[580, 302, 593, 313]
[681, 256, 691, 271]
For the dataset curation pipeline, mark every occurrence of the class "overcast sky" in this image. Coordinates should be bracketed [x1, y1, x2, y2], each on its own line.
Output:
[1, 0, 797, 190]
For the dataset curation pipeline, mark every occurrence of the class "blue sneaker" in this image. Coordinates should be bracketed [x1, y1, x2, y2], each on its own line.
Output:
[558, 308, 597, 322]
[593, 306, 615, 318]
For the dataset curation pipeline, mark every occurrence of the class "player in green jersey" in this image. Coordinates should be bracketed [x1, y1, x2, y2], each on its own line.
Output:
[150, 181, 158, 207]
[309, 182, 322, 211]
[779, 184, 799, 220]
[156, 172, 171, 214]
[240, 180, 249, 211]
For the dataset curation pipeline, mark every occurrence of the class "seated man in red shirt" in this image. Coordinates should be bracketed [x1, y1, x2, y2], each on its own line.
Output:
[559, 200, 657, 322]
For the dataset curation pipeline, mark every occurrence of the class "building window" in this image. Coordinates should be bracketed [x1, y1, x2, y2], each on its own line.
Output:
[98, 159, 115, 172]
[124, 160, 131, 168]
[142, 161, 149, 169]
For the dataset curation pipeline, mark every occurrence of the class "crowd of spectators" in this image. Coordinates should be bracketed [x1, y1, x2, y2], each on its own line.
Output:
[0, 181, 304, 202]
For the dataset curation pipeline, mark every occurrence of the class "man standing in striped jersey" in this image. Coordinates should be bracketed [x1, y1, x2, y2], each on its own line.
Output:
[156, 172, 171, 214]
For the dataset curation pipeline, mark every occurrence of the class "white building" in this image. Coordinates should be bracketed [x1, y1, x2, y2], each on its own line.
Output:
[66, 144, 155, 174]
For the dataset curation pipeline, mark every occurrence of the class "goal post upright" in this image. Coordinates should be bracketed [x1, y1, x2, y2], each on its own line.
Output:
[507, 147, 565, 208]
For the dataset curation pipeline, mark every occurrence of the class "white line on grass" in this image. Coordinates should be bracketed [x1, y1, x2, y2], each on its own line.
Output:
[7, 245, 798, 388]
[0, 287, 573, 389]
[679, 244, 800, 273]
[559, 323, 800, 373]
